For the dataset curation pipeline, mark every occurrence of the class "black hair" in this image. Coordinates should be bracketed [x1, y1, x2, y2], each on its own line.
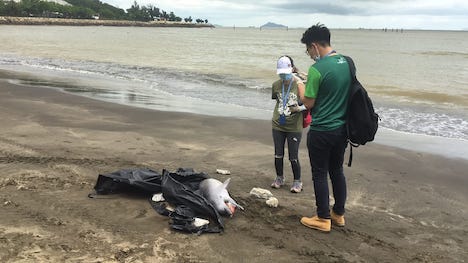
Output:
[283, 55, 294, 67]
[301, 23, 330, 47]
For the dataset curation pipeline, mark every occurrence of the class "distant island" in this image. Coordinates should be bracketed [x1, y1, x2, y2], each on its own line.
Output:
[260, 22, 287, 29]
[0, 0, 213, 27]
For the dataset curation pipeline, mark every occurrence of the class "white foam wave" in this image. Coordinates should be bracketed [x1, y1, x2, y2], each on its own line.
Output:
[376, 106, 468, 140]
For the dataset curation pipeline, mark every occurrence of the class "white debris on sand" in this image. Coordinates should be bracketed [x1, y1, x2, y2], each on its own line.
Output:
[266, 197, 279, 208]
[249, 187, 274, 199]
[216, 169, 231, 175]
[250, 188, 279, 208]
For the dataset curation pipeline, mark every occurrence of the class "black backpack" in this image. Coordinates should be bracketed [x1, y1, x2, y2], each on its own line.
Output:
[343, 56, 379, 167]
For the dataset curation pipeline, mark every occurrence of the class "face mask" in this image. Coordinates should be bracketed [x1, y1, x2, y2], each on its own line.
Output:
[279, 73, 293, 80]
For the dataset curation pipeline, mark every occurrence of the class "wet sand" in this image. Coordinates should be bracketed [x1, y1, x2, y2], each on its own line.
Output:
[0, 76, 467, 262]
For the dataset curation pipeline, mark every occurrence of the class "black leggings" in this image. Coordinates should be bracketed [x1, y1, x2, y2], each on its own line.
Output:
[272, 129, 302, 180]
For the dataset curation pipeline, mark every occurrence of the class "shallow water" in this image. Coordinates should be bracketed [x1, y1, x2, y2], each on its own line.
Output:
[0, 25, 467, 158]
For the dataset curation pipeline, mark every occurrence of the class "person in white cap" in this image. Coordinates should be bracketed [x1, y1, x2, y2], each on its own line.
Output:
[271, 55, 307, 193]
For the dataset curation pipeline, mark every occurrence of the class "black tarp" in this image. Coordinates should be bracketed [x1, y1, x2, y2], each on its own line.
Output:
[90, 168, 225, 234]
[158, 168, 224, 231]
[92, 168, 162, 195]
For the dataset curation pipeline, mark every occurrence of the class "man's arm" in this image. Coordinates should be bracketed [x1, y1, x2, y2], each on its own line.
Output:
[302, 95, 316, 110]
[295, 80, 315, 109]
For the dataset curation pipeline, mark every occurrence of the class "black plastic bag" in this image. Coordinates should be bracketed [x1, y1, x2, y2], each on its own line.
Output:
[92, 168, 162, 195]
[159, 168, 224, 230]
[149, 202, 222, 234]
[90, 167, 225, 234]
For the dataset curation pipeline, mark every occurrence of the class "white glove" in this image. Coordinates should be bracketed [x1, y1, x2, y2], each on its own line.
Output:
[289, 104, 307, 113]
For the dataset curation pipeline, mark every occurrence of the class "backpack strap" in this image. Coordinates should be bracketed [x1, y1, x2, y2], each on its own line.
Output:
[344, 56, 358, 167]
[343, 56, 357, 80]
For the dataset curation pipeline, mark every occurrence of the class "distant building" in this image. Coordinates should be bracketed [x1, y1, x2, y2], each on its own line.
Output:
[43, 11, 64, 18]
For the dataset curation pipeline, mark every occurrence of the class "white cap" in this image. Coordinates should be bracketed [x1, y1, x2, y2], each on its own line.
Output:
[276, 56, 293, 74]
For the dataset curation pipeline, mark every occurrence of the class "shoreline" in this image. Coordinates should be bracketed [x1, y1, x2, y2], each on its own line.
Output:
[0, 16, 214, 28]
[0, 74, 467, 262]
[1, 66, 467, 162]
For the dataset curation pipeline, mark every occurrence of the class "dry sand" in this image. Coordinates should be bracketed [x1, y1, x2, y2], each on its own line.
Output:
[0, 75, 467, 262]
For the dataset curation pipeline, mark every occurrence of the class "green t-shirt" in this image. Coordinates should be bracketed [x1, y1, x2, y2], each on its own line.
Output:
[271, 79, 303, 132]
[305, 54, 351, 131]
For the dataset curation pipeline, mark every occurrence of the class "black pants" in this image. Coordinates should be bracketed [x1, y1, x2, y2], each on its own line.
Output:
[272, 129, 302, 180]
[307, 125, 347, 218]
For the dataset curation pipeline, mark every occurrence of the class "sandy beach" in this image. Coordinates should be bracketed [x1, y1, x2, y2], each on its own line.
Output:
[1, 72, 467, 262]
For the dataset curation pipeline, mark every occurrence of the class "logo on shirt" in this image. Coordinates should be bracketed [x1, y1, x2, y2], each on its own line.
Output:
[337, 57, 347, 64]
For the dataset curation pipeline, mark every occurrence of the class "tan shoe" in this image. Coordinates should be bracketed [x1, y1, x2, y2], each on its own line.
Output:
[300, 216, 331, 232]
[331, 210, 345, 227]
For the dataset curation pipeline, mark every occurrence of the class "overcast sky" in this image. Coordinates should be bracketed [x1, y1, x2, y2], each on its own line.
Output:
[102, 0, 468, 30]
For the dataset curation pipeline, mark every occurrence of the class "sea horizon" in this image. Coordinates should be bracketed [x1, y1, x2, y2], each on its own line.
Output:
[216, 24, 468, 32]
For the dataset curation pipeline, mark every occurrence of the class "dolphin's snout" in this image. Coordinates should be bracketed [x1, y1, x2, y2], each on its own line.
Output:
[226, 202, 236, 216]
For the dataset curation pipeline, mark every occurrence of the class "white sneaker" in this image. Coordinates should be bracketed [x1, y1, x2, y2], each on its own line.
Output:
[290, 180, 303, 193]
[271, 176, 284, 189]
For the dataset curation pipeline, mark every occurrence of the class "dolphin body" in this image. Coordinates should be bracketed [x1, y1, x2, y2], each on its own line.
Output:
[198, 178, 244, 216]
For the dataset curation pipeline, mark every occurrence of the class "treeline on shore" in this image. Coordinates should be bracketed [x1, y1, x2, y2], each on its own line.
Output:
[0, 16, 214, 27]
[0, 0, 209, 23]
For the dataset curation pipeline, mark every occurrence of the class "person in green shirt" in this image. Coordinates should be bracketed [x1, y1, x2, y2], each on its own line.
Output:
[298, 24, 351, 232]
[271, 55, 307, 193]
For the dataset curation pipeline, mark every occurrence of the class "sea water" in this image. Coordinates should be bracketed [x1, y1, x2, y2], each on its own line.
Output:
[0, 26, 467, 158]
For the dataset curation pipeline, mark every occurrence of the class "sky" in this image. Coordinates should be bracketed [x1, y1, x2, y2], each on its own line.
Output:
[102, 0, 468, 30]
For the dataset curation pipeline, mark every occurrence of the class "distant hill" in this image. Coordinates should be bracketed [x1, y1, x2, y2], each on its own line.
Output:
[1, 0, 70, 4]
[1, 0, 126, 19]
[261, 22, 287, 28]
[0, 0, 209, 23]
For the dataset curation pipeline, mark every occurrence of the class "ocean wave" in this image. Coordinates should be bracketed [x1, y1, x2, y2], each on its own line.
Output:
[368, 85, 468, 108]
[0, 55, 269, 92]
[0, 54, 273, 109]
[376, 106, 468, 140]
[418, 51, 468, 57]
